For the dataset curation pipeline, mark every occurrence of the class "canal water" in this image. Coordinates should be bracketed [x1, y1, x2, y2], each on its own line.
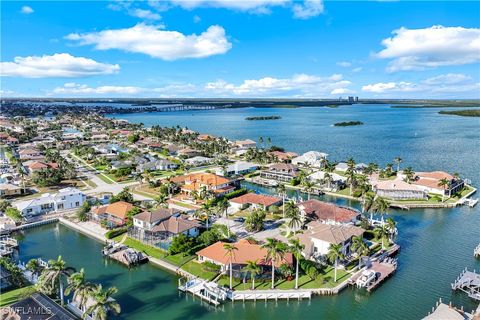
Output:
[12, 104, 480, 319]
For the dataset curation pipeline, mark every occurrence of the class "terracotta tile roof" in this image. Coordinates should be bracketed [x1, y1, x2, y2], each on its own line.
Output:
[298, 199, 360, 223]
[230, 193, 281, 207]
[413, 171, 455, 190]
[26, 161, 59, 170]
[196, 239, 293, 267]
[134, 207, 179, 223]
[268, 151, 298, 160]
[297, 222, 364, 246]
[92, 201, 134, 220]
[172, 173, 231, 188]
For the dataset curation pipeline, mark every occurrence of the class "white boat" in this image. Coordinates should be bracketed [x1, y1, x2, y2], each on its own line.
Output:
[356, 270, 377, 288]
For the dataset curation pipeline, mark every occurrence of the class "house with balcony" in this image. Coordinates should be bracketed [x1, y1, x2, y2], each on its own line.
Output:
[411, 171, 465, 197]
[15, 187, 86, 217]
[260, 163, 299, 183]
[90, 201, 135, 227]
[171, 173, 234, 197]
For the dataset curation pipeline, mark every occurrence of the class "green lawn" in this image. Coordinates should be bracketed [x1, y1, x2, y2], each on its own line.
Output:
[163, 253, 194, 267]
[132, 189, 156, 199]
[0, 286, 36, 307]
[122, 237, 167, 259]
[216, 267, 350, 290]
[96, 174, 114, 184]
[181, 260, 219, 281]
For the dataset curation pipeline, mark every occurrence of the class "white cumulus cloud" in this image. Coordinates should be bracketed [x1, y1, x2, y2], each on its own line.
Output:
[171, 0, 288, 13]
[362, 73, 479, 97]
[20, 6, 34, 14]
[0, 53, 120, 78]
[293, 0, 324, 19]
[205, 73, 352, 97]
[336, 61, 352, 67]
[65, 24, 232, 60]
[376, 25, 480, 72]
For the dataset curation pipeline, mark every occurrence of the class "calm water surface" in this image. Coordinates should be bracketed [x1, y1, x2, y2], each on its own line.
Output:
[14, 104, 480, 319]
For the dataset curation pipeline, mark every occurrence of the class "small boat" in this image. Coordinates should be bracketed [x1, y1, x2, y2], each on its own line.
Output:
[355, 269, 377, 288]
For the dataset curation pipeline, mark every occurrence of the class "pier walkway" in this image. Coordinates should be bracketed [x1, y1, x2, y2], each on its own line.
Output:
[451, 268, 480, 301]
[230, 289, 312, 302]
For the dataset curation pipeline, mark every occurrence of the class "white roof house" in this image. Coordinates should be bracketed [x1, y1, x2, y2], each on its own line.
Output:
[185, 156, 212, 166]
[308, 171, 346, 183]
[292, 151, 328, 168]
[15, 187, 86, 216]
[215, 161, 257, 176]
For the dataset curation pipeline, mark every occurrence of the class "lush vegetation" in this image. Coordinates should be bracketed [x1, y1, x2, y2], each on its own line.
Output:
[333, 121, 364, 126]
[245, 116, 282, 121]
[438, 109, 480, 117]
[105, 227, 128, 239]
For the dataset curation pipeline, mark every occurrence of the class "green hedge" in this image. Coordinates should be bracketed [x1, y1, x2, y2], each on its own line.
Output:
[224, 188, 248, 200]
[105, 227, 128, 239]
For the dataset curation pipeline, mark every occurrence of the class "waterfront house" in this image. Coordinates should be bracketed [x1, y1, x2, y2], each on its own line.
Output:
[0, 183, 23, 198]
[196, 239, 293, 273]
[296, 222, 365, 259]
[132, 208, 200, 244]
[260, 163, 299, 183]
[268, 151, 298, 163]
[292, 151, 328, 168]
[297, 199, 360, 225]
[411, 171, 464, 197]
[15, 187, 86, 217]
[91, 201, 134, 227]
[215, 161, 257, 176]
[171, 173, 234, 197]
[373, 179, 427, 200]
[335, 162, 349, 172]
[229, 193, 282, 211]
[308, 171, 346, 191]
[234, 139, 257, 151]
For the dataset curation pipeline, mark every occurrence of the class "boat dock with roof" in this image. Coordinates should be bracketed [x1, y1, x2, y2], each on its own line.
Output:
[451, 268, 480, 301]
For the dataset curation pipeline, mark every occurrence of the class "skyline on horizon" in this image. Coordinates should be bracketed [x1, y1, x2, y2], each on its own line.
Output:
[1, 1, 479, 99]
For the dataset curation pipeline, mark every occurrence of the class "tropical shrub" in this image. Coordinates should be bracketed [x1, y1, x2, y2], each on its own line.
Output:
[105, 227, 128, 239]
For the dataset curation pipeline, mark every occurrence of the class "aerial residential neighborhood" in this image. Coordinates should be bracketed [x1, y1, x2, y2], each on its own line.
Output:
[1, 1, 479, 320]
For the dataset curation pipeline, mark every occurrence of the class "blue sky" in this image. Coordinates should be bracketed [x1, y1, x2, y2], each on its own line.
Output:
[1, 1, 479, 99]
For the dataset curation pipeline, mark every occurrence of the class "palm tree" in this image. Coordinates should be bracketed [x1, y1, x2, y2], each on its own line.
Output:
[262, 238, 286, 289]
[155, 193, 168, 207]
[286, 204, 302, 234]
[197, 203, 213, 229]
[16, 163, 26, 194]
[394, 157, 402, 173]
[288, 238, 305, 289]
[223, 243, 238, 290]
[64, 268, 95, 311]
[385, 217, 397, 242]
[351, 236, 370, 268]
[363, 193, 375, 223]
[216, 198, 231, 237]
[85, 284, 121, 320]
[403, 167, 415, 183]
[327, 243, 345, 283]
[258, 137, 264, 149]
[373, 196, 389, 226]
[374, 225, 389, 250]
[302, 180, 315, 200]
[242, 260, 261, 290]
[26, 259, 44, 280]
[277, 184, 287, 218]
[37, 256, 75, 306]
[438, 178, 450, 201]
[324, 172, 333, 190]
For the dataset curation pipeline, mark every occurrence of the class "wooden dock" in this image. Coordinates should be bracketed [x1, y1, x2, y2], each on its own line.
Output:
[451, 268, 480, 301]
[350, 258, 397, 292]
[230, 289, 311, 302]
[179, 278, 228, 306]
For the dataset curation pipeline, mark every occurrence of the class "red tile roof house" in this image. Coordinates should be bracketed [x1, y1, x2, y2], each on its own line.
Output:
[196, 239, 293, 273]
[411, 171, 465, 197]
[23, 161, 59, 174]
[131, 208, 200, 244]
[229, 193, 282, 211]
[297, 199, 361, 225]
[18, 148, 44, 161]
[91, 201, 134, 228]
